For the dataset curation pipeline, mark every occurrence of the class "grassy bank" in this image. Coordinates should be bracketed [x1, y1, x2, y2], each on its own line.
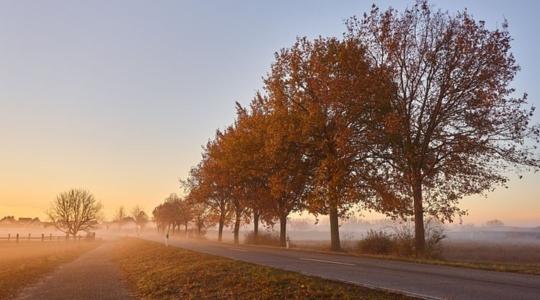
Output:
[112, 238, 413, 300]
[0, 241, 100, 299]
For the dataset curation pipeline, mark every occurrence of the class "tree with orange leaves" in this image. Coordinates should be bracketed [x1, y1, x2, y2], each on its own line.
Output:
[264, 36, 394, 251]
[346, 1, 540, 255]
[255, 78, 313, 247]
[184, 137, 234, 242]
[223, 101, 276, 243]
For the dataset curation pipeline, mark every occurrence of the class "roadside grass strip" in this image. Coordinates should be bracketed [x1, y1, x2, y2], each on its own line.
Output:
[112, 238, 415, 300]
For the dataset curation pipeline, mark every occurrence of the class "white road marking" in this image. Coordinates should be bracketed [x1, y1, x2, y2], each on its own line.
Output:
[228, 248, 249, 252]
[300, 258, 355, 266]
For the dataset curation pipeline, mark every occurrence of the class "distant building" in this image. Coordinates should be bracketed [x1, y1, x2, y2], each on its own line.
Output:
[0, 216, 16, 225]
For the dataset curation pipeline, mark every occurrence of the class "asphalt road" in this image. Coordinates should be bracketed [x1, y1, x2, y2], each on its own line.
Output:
[144, 236, 540, 300]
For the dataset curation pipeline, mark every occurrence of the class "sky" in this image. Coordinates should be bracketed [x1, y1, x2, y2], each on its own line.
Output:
[0, 0, 538, 226]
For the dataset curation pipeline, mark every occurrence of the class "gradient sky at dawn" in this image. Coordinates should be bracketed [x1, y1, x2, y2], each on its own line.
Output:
[0, 1, 538, 225]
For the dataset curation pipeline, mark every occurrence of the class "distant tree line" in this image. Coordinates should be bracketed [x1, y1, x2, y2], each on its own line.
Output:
[46, 188, 150, 237]
[153, 193, 213, 236]
[154, 1, 540, 255]
[112, 205, 149, 233]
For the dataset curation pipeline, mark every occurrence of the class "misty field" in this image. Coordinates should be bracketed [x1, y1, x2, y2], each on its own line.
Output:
[0, 241, 100, 299]
[286, 239, 540, 275]
[112, 238, 412, 300]
[442, 241, 540, 264]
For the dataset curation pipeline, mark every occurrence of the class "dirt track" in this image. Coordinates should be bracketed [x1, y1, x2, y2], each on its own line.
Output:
[14, 242, 133, 300]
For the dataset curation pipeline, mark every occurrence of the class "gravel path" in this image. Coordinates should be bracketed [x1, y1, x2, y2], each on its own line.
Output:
[15, 242, 134, 300]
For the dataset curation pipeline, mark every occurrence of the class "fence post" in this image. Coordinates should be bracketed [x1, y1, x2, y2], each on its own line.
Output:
[16, 233, 19, 243]
[41, 233, 44, 242]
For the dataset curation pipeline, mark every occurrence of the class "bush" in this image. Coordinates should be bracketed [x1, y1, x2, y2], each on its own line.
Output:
[424, 218, 446, 258]
[244, 231, 281, 246]
[392, 221, 415, 256]
[356, 218, 447, 258]
[391, 217, 446, 258]
[357, 230, 394, 255]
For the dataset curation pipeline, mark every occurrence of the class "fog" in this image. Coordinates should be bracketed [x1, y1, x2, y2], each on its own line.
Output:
[3, 217, 539, 245]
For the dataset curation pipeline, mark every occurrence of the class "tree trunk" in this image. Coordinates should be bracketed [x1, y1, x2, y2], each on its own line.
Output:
[413, 180, 425, 256]
[279, 214, 287, 247]
[329, 204, 342, 251]
[218, 216, 224, 242]
[253, 211, 259, 243]
[233, 214, 241, 245]
[184, 222, 188, 237]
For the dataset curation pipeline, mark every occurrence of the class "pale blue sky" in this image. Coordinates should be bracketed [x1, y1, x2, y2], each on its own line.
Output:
[0, 1, 538, 225]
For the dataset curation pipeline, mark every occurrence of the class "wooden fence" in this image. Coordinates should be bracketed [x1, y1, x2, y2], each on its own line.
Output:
[0, 232, 95, 242]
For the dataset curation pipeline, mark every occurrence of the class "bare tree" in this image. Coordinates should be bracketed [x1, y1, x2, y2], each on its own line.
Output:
[114, 206, 127, 229]
[47, 188, 102, 237]
[132, 206, 149, 234]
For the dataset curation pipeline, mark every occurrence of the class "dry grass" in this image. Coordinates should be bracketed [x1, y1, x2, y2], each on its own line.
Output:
[269, 240, 540, 275]
[112, 238, 413, 300]
[442, 240, 540, 264]
[244, 231, 281, 246]
[0, 241, 100, 299]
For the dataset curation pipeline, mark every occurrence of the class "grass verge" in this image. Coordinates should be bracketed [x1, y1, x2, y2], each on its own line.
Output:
[0, 241, 100, 299]
[352, 253, 540, 276]
[112, 238, 414, 300]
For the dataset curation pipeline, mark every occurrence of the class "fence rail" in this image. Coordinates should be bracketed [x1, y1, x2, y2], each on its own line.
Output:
[0, 233, 95, 242]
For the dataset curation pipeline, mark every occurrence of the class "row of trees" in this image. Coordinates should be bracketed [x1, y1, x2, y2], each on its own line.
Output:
[113, 205, 149, 232]
[164, 2, 539, 255]
[152, 193, 213, 236]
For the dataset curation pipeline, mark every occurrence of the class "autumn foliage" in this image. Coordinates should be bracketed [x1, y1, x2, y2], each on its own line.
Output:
[157, 1, 540, 255]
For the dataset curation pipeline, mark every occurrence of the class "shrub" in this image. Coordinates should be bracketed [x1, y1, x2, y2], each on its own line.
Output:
[391, 217, 446, 258]
[356, 218, 447, 258]
[392, 221, 415, 256]
[424, 218, 446, 258]
[357, 230, 394, 255]
[244, 231, 281, 246]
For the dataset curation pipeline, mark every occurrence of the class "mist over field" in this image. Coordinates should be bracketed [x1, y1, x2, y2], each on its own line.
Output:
[5, 215, 540, 266]
[4, 214, 540, 244]
[2, 1, 540, 299]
